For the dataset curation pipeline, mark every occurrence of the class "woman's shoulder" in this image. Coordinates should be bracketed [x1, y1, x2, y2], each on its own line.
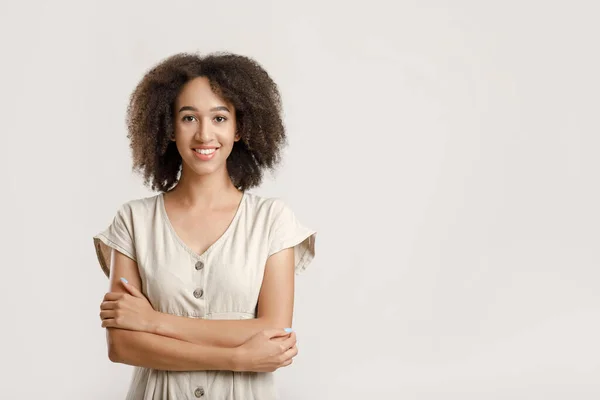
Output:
[244, 191, 289, 216]
[243, 192, 308, 232]
[112, 193, 162, 220]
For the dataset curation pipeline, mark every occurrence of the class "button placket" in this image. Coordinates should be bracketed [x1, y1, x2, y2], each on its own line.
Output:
[191, 258, 207, 399]
[193, 259, 205, 301]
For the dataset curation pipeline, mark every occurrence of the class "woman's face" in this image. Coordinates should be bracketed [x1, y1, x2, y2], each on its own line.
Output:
[173, 76, 239, 178]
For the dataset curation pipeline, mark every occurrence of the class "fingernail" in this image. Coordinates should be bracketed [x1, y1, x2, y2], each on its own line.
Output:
[120, 277, 128, 284]
[284, 328, 293, 333]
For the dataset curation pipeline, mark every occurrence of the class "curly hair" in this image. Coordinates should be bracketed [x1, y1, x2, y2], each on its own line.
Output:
[125, 52, 287, 192]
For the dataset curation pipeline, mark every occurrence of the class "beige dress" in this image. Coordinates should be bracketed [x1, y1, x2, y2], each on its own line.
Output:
[93, 191, 316, 400]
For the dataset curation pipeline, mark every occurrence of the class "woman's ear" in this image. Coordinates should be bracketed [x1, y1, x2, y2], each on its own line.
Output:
[234, 131, 241, 142]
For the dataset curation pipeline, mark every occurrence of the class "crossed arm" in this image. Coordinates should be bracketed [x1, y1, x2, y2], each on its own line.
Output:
[102, 247, 296, 371]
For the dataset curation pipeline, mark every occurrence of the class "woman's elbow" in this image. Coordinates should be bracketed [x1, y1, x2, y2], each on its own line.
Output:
[106, 328, 126, 363]
[108, 347, 121, 363]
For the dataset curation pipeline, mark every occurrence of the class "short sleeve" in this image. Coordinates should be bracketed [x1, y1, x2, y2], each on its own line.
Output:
[93, 203, 137, 278]
[267, 199, 317, 274]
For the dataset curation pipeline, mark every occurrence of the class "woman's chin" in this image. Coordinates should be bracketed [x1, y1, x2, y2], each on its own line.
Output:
[186, 162, 223, 177]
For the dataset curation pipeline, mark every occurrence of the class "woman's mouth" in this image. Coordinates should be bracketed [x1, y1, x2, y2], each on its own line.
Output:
[193, 148, 218, 161]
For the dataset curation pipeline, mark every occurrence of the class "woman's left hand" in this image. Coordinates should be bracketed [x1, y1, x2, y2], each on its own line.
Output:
[100, 281, 157, 332]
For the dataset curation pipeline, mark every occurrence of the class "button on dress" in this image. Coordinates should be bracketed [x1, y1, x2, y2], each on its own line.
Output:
[93, 191, 317, 400]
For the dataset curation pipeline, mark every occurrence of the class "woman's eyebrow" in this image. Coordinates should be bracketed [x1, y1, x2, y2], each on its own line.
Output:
[178, 105, 230, 113]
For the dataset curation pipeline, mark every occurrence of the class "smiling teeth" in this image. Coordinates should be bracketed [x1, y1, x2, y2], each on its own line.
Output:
[195, 149, 216, 155]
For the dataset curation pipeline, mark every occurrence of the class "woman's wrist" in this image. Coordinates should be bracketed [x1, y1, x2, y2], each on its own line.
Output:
[147, 310, 165, 335]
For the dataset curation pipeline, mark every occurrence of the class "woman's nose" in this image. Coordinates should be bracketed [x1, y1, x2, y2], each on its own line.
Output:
[194, 121, 213, 141]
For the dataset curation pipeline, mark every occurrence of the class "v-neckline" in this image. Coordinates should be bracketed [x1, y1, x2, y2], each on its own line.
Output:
[159, 190, 247, 260]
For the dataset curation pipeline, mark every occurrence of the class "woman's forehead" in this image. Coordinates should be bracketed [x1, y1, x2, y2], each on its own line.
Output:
[176, 77, 231, 109]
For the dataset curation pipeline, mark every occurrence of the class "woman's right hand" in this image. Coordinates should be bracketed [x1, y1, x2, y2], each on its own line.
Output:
[233, 329, 298, 372]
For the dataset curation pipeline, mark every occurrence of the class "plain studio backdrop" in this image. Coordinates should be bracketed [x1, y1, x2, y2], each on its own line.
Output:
[0, 1, 598, 399]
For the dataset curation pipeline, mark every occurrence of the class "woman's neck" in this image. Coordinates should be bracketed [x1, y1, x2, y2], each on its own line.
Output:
[167, 167, 241, 209]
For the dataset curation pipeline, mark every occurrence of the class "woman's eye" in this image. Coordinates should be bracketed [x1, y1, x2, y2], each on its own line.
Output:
[215, 116, 227, 123]
[182, 115, 196, 122]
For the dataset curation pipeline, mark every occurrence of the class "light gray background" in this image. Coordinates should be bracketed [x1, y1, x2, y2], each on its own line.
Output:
[1, 1, 598, 399]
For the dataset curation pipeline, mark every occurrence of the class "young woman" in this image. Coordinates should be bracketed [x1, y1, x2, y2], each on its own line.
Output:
[93, 52, 317, 400]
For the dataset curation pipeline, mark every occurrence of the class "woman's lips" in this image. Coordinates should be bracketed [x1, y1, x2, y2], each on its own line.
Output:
[193, 148, 218, 161]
